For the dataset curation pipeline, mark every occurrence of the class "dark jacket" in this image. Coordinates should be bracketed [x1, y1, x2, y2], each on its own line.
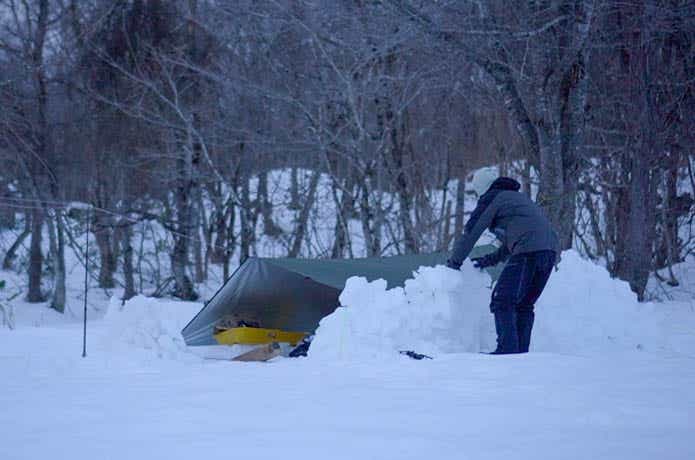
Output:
[448, 177, 559, 269]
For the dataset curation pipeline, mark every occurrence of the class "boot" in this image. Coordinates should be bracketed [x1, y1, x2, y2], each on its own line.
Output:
[492, 310, 520, 354]
[516, 310, 535, 353]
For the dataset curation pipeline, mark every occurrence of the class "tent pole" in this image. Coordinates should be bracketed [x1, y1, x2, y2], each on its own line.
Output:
[82, 207, 91, 358]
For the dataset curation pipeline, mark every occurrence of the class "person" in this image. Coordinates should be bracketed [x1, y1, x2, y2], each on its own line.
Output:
[447, 174, 559, 354]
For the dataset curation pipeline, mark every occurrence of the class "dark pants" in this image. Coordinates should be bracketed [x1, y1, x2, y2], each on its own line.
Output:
[490, 250, 555, 354]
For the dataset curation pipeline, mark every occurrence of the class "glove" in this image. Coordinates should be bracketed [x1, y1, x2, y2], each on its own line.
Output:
[471, 255, 493, 270]
[446, 259, 461, 271]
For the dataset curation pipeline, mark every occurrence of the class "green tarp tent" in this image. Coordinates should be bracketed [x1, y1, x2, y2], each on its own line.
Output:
[181, 245, 498, 346]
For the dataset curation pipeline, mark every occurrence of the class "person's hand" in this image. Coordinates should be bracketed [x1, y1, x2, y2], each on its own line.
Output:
[446, 259, 461, 271]
[471, 256, 491, 270]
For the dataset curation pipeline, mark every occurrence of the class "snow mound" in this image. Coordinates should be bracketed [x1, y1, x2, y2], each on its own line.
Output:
[310, 250, 695, 360]
[310, 264, 496, 361]
[535, 251, 695, 354]
[99, 296, 201, 361]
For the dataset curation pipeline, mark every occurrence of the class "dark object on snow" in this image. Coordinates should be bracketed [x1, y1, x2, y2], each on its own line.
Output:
[289, 337, 312, 358]
[399, 350, 433, 360]
[182, 246, 499, 347]
[447, 177, 559, 270]
[490, 250, 555, 354]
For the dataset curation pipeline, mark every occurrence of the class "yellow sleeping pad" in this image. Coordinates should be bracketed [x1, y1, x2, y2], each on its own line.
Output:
[213, 327, 306, 346]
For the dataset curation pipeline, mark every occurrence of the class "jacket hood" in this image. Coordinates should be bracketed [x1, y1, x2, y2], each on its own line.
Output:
[487, 177, 521, 193]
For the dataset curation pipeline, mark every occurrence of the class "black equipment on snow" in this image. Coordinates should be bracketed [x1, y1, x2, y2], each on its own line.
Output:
[399, 350, 433, 360]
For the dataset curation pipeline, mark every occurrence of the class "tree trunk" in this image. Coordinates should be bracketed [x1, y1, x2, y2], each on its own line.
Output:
[289, 167, 301, 210]
[521, 161, 532, 197]
[616, 4, 663, 300]
[289, 170, 320, 257]
[624, 152, 656, 300]
[611, 171, 630, 278]
[25, 0, 49, 304]
[111, 222, 122, 276]
[453, 175, 466, 239]
[559, 159, 579, 251]
[537, 130, 567, 248]
[331, 178, 353, 259]
[223, 202, 236, 280]
[656, 155, 680, 273]
[3, 215, 31, 270]
[583, 188, 606, 259]
[93, 212, 116, 289]
[257, 171, 282, 237]
[240, 176, 254, 264]
[397, 183, 417, 254]
[359, 177, 382, 257]
[170, 236, 195, 300]
[557, 47, 591, 252]
[27, 207, 44, 303]
[171, 177, 197, 300]
[121, 223, 136, 302]
[386, 107, 418, 254]
[440, 200, 453, 252]
[209, 183, 228, 264]
[193, 196, 205, 284]
[481, 57, 571, 247]
[199, 190, 211, 282]
[47, 210, 66, 313]
[211, 207, 227, 264]
[0, 191, 15, 229]
[0, 209, 15, 230]
[391, 141, 418, 254]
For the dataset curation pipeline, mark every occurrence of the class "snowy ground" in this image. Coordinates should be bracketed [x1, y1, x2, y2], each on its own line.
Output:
[3, 251, 695, 459]
[2, 326, 694, 460]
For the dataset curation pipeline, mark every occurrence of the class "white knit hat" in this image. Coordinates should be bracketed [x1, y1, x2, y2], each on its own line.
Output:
[470, 166, 498, 196]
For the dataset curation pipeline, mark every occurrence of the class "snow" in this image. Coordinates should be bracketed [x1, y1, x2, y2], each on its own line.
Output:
[1, 327, 694, 459]
[310, 263, 494, 361]
[1, 161, 695, 459]
[534, 251, 695, 355]
[99, 295, 201, 362]
[0, 267, 110, 329]
[2, 250, 695, 459]
[648, 253, 695, 302]
[311, 250, 695, 360]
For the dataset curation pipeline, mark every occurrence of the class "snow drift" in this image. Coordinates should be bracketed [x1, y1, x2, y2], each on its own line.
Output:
[92, 251, 695, 363]
[99, 295, 201, 361]
[310, 250, 695, 360]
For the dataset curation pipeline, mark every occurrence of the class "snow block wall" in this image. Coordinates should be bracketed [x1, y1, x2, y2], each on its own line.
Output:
[310, 250, 695, 360]
[310, 264, 497, 361]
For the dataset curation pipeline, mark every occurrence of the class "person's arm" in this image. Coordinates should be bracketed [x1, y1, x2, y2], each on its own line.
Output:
[472, 245, 510, 269]
[447, 193, 500, 269]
